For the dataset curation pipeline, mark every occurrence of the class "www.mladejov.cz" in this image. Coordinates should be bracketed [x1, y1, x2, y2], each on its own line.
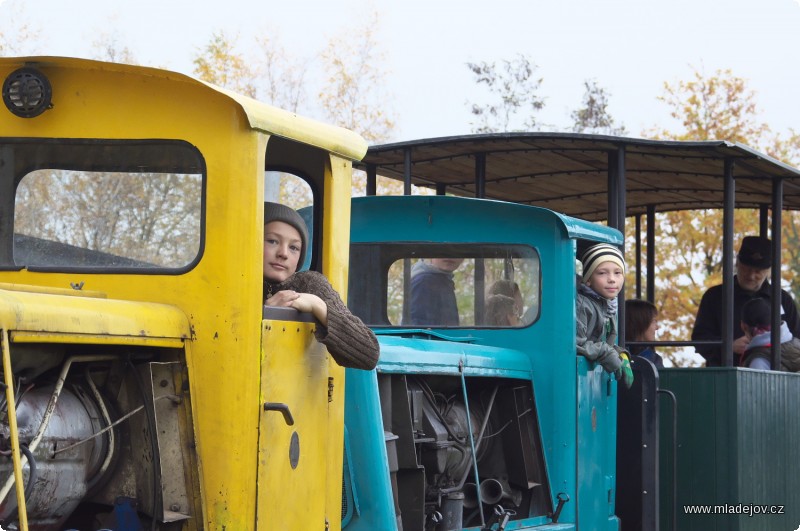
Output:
[684, 504, 785, 516]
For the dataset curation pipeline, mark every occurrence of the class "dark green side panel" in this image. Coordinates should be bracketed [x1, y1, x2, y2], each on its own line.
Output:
[658, 368, 800, 531]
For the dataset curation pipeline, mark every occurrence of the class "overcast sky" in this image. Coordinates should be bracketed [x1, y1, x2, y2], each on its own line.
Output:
[2, 0, 799, 142]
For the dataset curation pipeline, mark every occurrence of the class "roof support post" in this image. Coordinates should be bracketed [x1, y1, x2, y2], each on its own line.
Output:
[474, 152, 487, 321]
[771, 178, 784, 370]
[608, 147, 626, 232]
[609, 146, 627, 341]
[647, 205, 656, 303]
[475, 153, 486, 198]
[759, 205, 769, 237]
[436, 183, 447, 195]
[366, 163, 377, 196]
[403, 148, 412, 196]
[635, 214, 642, 300]
[722, 159, 735, 366]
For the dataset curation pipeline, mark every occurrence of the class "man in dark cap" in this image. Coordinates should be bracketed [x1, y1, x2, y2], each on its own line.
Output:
[691, 236, 800, 366]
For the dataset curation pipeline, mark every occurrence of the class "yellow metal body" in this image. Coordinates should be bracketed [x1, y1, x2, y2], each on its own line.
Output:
[0, 57, 366, 530]
[258, 320, 330, 527]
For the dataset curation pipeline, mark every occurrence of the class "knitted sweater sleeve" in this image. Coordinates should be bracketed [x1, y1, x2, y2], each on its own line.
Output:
[296, 271, 380, 370]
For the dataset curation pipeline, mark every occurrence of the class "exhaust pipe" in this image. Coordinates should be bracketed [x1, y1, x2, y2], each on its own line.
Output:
[479, 478, 522, 507]
[463, 483, 479, 509]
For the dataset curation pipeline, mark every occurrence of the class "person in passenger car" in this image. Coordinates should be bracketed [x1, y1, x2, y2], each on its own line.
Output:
[691, 236, 800, 367]
[408, 258, 464, 326]
[625, 299, 664, 369]
[739, 297, 800, 372]
[262, 202, 379, 370]
[576, 243, 633, 388]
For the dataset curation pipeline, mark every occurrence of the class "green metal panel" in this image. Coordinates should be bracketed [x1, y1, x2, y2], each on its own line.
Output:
[658, 368, 800, 531]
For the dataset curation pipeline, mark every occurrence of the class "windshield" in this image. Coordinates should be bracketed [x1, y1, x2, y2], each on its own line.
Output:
[3, 139, 203, 271]
[349, 243, 540, 328]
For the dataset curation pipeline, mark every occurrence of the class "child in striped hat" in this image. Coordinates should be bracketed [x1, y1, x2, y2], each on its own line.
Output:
[576, 243, 634, 388]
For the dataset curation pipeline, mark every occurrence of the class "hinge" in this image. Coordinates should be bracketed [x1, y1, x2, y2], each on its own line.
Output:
[328, 377, 334, 402]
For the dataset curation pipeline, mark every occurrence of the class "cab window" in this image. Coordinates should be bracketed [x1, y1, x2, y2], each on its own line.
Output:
[8, 140, 203, 271]
[264, 170, 313, 271]
[349, 243, 540, 328]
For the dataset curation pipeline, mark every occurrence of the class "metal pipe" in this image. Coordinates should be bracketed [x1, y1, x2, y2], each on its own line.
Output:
[759, 205, 769, 237]
[658, 388, 678, 531]
[0, 354, 117, 505]
[480, 478, 505, 504]
[462, 483, 479, 509]
[441, 384, 500, 495]
[721, 159, 735, 366]
[403, 148, 412, 196]
[609, 147, 627, 342]
[635, 214, 642, 300]
[52, 394, 178, 456]
[458, 360, 484, 527]
[771, 179, 784, 369]
[1, 328, 28, 530]
[480, 478, 521, 506]
[366, 163, 377, 196]
[475, 153, 486, 199]
[647, 205, 656, 303]
[85, 367, 115, 484]
[440, 492, 464, 530]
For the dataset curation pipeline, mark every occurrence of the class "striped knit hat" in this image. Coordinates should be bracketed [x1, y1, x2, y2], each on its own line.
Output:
[581, 244, 625, 282]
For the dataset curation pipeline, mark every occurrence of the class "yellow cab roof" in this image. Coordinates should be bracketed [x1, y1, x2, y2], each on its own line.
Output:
[0, 56, 368, 161]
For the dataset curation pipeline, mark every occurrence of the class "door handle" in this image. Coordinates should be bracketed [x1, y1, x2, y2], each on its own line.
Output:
[263, 402, 295, 426]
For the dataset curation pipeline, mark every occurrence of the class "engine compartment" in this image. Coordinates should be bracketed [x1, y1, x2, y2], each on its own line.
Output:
[0, 343, 195, 530]
[376, 374, 552, 530]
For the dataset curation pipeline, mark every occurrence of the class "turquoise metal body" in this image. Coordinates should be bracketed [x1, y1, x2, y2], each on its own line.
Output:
[343, 196, 624, 530]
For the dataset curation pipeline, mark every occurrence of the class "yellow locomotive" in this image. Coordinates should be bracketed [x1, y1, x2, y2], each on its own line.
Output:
[0, 56, 365, 530]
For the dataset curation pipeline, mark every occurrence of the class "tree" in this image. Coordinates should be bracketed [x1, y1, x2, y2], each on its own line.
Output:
[192, 17, 400, 200]
[193, 31, 258, 98]
[318, 11, 395, 144]
[91, 31, 137, 65]
[648, 67, 770, 143]
[571, 80, 627, 136]
[466, 54, 545, 133]
[317, 11, 398, 198]
[254, 32, 308, 113]
[0, 0, 40, 56]
[766, 130, 800, 298]
[638, 66, 799, 366]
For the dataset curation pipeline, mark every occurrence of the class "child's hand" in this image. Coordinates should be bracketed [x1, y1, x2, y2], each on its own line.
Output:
[615, 351, 634, 389]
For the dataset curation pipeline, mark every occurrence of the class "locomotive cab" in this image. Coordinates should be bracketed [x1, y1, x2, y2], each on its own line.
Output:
[0, 57, 366, 530]
[344, 195, 623, 530]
